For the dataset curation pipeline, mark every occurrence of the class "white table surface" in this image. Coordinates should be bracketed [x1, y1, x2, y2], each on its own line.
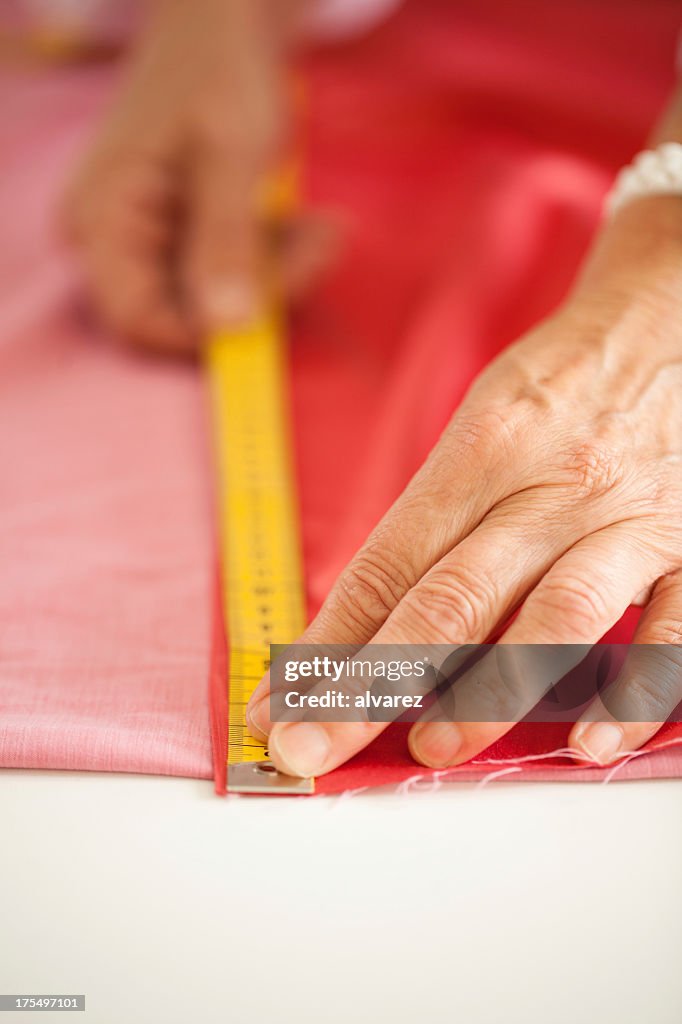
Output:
[1, 770, 680, 1024]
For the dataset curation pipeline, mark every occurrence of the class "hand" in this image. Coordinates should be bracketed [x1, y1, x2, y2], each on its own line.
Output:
[247, 196, 682, 776]
[63, 0, 333, 353]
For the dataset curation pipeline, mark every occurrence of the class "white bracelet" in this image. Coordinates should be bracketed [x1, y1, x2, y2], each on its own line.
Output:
[606, 141, 682, 216]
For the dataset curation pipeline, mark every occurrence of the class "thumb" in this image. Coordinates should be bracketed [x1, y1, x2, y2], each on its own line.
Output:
[186, 127, 272, 332]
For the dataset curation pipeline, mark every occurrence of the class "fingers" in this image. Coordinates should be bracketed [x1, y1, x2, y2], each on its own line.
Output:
[70, 147, 331, 351]
[261, 494, 598, 777]
[67, 159, 194, 353]
[84, 229, 191, 354]
[373, 491, 591, 646]
[246, 430, 523, 747]
[183, 118, 337, 330]
[409, 524, 661, 768]
[307, 415, 520, 643]
[246, 416, 516, 740]
[570, 569, 682, 764]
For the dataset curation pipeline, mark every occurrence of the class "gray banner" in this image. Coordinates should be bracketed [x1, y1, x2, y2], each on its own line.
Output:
[0, 997, 84, 1012]
[269, 643, 682, 724]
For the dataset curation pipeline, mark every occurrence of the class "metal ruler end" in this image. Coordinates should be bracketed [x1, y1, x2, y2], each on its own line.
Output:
[228, 762, 314, 795]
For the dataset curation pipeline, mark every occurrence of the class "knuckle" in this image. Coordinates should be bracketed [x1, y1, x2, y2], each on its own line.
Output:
[532, 570, 610, 635]
[443, 646, 539, 723]
[654, 570, 682, 603]
[464, 662, 528, 722]
[402, 565, 495, 643]
[564, 440, 625, 499]
[619, 661, 682, 720]
[435, 408, 522, 499]
[643, 617, 682, 646]
[445, 408, 519, 461]
[102, 296, 175, 353]
[333, 547, 413, 632]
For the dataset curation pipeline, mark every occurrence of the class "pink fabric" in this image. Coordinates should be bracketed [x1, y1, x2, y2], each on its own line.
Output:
[0, 69, 214, 778]
[2, 0, 681, 791]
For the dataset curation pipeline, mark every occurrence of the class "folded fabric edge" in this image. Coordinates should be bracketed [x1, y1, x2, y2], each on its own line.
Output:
[208, 572, 229, 797]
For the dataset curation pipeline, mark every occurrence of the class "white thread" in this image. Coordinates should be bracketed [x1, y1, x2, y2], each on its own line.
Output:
[475, 766, 523, 788]
[600, 736, 682, 785]
[329, 785, 371, 807]
[471, 746, 601, 767]
[386, 736, 682, 794]
[396, 772, 443, 795]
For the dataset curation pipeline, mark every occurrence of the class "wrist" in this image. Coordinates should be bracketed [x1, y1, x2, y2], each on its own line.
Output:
[568, 195, 682, 350]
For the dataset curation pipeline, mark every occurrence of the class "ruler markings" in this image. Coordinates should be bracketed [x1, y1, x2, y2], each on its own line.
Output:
[206, 312, 306, 770]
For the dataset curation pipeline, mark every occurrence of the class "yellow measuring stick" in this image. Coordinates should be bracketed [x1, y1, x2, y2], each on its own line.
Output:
[206, 310, 313, 794]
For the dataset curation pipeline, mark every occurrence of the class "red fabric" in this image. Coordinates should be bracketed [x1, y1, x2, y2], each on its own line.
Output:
[2, 0, 681, 792]
[264, 0, 682, 794]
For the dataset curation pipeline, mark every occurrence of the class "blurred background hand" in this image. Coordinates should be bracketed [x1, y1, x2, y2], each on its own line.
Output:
[62, 0, 335, 353]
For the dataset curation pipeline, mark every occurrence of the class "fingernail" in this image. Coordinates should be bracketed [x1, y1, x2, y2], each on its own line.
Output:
[203, 279, 255, 328]
[578, 722, 624, 765]
[268, 723, 331, 778]
[246, 697, 269, 740]
[410, 722, 462, 767]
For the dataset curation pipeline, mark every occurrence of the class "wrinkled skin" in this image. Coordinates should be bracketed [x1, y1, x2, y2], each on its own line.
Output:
[247, 197, 682, 776]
